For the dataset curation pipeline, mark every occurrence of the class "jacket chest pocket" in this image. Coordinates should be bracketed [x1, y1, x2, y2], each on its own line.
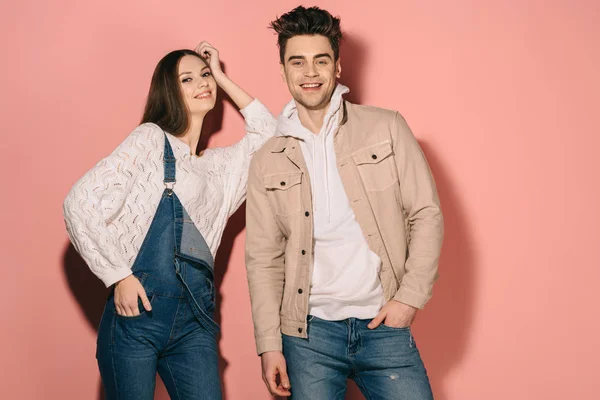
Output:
[352, 141, 398, 192]
[264, 172, 303, 217]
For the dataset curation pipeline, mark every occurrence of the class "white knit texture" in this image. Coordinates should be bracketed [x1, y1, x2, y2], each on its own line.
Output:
[63, 99, 276, 287]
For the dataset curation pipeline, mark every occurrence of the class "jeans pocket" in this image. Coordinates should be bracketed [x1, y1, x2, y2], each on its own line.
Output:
[380, 324, 411, 331]
[378, 324, 416, 348]
[114, 273, 156, 319]
[206, 278, 215, 301]
[114, 293, 155, 320]
[198, 277, 215, 314]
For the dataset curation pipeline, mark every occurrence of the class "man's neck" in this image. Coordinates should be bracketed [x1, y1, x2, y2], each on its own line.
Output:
[296, 103, 330, 135]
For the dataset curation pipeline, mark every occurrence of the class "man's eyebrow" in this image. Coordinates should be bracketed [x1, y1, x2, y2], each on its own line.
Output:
[287, 53, 333, 62]
[287, 55, 306, 62]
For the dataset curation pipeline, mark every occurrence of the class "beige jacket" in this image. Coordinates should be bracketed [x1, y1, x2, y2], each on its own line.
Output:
[245, 101, 444, 355]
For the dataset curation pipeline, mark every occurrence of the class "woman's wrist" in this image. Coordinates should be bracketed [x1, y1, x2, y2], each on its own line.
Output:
[212, 70, 228, 86]
[213, 72, 253, 110]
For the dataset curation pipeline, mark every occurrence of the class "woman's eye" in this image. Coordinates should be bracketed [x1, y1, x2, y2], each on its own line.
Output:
[202, 71, 212, 78]
[182, 77, 192, 83]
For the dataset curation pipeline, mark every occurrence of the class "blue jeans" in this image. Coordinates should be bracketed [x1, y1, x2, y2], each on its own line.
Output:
[282, 316, 433, 400]
[96, 134, 221, 400]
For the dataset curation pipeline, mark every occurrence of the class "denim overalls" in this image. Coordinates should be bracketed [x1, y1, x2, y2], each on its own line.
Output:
[97, 135, 222, 400]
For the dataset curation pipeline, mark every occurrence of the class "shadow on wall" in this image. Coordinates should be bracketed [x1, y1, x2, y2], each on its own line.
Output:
[63, 243, 109, 400]
[62, 62, 247, 399]
[339, 32, 366, 105]
[410, 141, 476, 400]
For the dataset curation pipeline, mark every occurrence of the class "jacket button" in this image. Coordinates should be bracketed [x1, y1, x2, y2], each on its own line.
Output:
[305, 211, 310, 217]
[280, 181, 286, 186]
[298, 328, 303, 333]
[298, 288, 303, 294]
[301, 250, 306, 255]
[372, 154, 378, 160]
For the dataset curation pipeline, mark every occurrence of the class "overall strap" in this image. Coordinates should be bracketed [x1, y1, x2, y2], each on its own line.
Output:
[163, 133, 176, 189]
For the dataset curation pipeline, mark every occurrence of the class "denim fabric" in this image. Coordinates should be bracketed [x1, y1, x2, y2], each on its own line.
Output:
[282, 316, 433, 400]
[96, 135, 221, 400]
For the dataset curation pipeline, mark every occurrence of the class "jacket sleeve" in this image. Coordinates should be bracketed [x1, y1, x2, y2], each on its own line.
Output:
[245, 152, 287, 355]
[391, 112, 444, 309]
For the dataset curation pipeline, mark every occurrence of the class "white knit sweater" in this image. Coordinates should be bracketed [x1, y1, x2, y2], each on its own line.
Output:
[63, 99, 276, 287]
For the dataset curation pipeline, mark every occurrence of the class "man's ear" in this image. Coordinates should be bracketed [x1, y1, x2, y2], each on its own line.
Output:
[336, 57, 342, 79]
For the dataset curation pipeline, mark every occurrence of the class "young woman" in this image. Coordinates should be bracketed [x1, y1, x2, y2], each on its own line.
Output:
[63, 42, 275, 400]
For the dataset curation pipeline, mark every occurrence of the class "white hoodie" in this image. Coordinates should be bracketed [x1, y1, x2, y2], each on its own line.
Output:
[277, 84, 384, 320]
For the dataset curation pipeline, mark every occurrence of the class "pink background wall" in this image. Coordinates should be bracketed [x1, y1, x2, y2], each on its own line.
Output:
[2, 0, 599, 399]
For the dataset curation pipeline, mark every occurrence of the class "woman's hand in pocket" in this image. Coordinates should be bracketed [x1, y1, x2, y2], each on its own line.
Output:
[114, 274, 152, 316]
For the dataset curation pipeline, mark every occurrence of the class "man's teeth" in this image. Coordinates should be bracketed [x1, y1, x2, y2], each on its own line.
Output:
[302, 84, 321, 88]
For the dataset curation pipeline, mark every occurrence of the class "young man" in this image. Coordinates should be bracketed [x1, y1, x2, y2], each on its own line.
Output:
[245, 6, 444, 400]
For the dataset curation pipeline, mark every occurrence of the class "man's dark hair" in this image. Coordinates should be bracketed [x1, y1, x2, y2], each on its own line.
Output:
[270, 6, 342, 63]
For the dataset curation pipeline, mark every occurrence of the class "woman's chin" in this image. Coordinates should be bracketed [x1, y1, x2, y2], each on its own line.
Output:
[191, 103, 216, 116]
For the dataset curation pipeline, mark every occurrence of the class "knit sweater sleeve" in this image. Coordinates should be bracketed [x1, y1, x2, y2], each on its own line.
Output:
[210, 99, 277, 216]
[63, 123, 162, 287]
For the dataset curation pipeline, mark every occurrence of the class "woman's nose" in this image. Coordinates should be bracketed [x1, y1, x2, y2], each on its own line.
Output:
[197, 78, 209, 88]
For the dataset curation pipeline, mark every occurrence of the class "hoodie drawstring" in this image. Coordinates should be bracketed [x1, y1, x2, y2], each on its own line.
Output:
[323, 133, 331, 223]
